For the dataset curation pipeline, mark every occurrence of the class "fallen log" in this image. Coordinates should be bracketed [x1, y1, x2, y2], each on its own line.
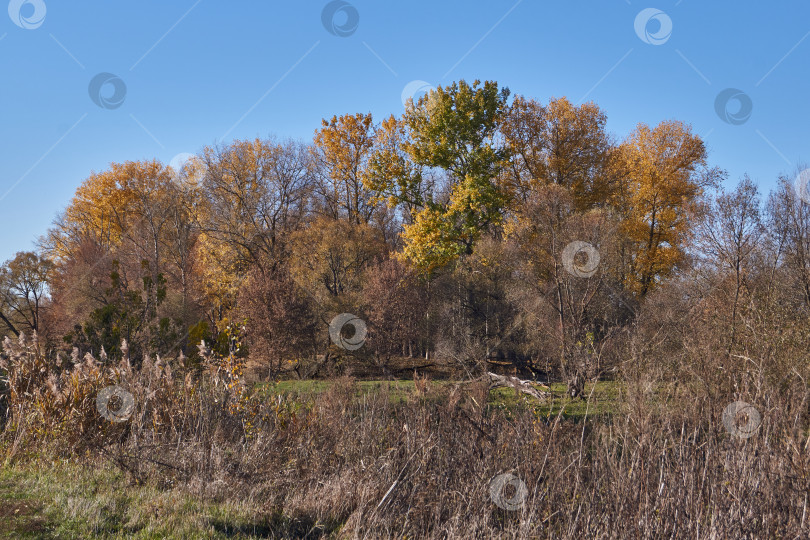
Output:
[487, 372, 551, 400]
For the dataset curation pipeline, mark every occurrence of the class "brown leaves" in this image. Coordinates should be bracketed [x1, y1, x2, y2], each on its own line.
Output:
[502, 95, 612, 210]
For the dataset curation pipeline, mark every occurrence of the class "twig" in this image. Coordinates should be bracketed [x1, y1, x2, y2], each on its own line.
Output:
[375, 436, 434, 512]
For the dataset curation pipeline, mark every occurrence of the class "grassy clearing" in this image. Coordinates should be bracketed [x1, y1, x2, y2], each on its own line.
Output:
[490, 380, 622, 420]
[0, 466, 48, 539]
[255, 378, 623, 420]
[256, 378, 440, 400]
[0, 460, 311, 539]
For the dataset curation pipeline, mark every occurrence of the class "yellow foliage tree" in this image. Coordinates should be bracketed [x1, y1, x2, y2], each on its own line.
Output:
[195, 138, 312, 313]
[612, 120, 719, 296]
[373, 80, 511, 274]
[364, 114, 428, 219]
[48, 160, 174, 259]
[312, 113, 378, 224]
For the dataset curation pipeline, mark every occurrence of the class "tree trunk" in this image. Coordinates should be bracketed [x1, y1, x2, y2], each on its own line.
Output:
[487, 372, 550, 400]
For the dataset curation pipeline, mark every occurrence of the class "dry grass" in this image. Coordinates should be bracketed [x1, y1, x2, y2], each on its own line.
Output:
[1, 334, 809, 538]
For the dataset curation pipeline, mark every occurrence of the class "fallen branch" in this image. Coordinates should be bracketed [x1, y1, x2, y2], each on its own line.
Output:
[487, 372, 551, 400]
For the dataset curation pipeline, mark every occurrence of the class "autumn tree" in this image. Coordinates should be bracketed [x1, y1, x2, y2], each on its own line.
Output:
[44, 160, 195, 301]
[505, 184, 623, 388]
[500, 94, 547, 202]
[612, 121, 720, 297]
[767, 172, 810, 308]
[696, 176, 764, 352]
[390, 80, 512, 273]
[365, 114, 432, 223]
[196, 138, 312, 313]
[45, 161, 176, 260]
[361, 258, 428, 363]
[43, 160, 202, 357]
[237, 264, 317, 376]
[287, 217, 386, 307]
[0, 252, 53, 338]
[502, 95, 613, 210]
[312, 113, 381, 225]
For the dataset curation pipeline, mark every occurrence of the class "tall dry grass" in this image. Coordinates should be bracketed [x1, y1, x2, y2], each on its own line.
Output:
[1, 331, 809, 538]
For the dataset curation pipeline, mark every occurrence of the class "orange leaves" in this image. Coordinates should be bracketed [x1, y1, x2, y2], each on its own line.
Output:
[56, 160, 175, 256]
[313, 113, 378, 224]
[612, 120, 714, 296]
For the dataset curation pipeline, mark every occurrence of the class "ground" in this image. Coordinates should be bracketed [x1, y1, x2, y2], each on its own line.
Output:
[0, 468, 48, 539]
[0, 379, 619, 538]
[0, 461, 281, 538]
[256, 378, 621, 420]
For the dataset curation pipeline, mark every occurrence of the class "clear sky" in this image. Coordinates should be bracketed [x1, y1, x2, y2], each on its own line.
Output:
[1, 1, 809, 262]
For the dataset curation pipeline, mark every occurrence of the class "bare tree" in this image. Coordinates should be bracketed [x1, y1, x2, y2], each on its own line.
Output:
[0, 251, 53, 337]
[696, 176, 764, 352]
[199, 137, 313, 271]
[767, 172, 810, 308]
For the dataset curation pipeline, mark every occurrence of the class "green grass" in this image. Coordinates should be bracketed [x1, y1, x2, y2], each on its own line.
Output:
[256, 378, 451, 404]
[255, 378, 623, 420]
[0, 465, 48, 539]
[0, 460, 321, 539]
[489, 381, 623, 420]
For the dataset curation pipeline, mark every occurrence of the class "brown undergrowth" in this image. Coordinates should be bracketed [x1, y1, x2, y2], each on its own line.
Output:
[1, 333, 809, 538]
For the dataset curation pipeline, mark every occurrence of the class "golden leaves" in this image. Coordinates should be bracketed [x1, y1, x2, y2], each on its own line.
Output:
[612, 120, 710, 296]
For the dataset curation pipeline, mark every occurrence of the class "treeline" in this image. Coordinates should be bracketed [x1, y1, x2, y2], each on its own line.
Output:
[2, 79, 808, 388]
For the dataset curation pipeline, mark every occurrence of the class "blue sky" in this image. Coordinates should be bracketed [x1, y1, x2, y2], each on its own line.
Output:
[1, 0, 809, 262]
